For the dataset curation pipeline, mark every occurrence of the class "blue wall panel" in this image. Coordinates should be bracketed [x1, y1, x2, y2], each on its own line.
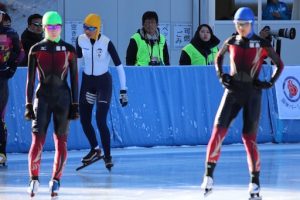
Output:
[4, 66, 298, 153]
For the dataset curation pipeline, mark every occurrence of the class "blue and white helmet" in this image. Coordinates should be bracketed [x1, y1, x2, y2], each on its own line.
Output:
[233, 7, 255, 38]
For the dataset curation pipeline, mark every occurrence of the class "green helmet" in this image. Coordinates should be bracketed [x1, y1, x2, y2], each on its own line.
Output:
[42, 11, 62, 26]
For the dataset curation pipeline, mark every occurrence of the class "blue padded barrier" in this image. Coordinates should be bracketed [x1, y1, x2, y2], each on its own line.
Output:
[4, 66, 298, 153]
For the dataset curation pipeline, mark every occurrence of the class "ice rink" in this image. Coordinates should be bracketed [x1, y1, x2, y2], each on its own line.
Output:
[0, 144, 299, 200]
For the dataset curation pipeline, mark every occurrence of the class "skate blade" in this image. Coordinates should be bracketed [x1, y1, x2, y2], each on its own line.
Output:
[51, 192, 59, 199]
[249, 194, 262, 200]
[105, 163, 113, 171]
[203, 188, 213, 197]
[82, 156, 102, 164]
[30, 192, 35, 198]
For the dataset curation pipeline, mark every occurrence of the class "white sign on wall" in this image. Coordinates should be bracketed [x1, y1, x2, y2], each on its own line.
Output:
[173, 24, 192, 49]
[158, 23, 170, 47]
[65, 21, 83, 47]
[275, 66, 300, 119]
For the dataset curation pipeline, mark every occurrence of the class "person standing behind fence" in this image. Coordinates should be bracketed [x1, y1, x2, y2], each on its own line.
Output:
[126, 11, 169, 66]
[21, 14, 43, 66]
[262, 0, 291, 20]
[200, 7, 284, 200]
[179, 24, 220, 66]
[25, 11, 79, 197]
[0, 10, 21, 166]
[76, 13, 128, 171]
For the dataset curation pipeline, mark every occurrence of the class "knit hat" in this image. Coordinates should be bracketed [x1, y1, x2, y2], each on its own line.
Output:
[84, 13, 101, 40]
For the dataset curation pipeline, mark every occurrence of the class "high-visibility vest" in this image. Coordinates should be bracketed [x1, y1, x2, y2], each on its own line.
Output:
[132, 33, 166, 66]
[183, 43, 218, 65]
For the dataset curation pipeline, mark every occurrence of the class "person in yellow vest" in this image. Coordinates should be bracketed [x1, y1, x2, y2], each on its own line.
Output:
[179, 24, 220, 66]
[126, 11, 169, 66]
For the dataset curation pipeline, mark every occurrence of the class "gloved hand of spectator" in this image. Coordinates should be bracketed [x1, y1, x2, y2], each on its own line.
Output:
[24, 103, 35, 120]
[0, 66, 16, 79]
[119, 90, 128, 107]
[253, 79, 273, 89]
[69, 103, 79, 120]
[6, 67, 16, 79]
[220, 73, 234, 90]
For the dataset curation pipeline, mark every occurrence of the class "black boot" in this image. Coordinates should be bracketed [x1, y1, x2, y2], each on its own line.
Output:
[81, 148, 102, 163]
[103, 156, 114, 170]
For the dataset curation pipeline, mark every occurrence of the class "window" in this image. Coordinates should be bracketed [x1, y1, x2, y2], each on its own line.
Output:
[214, 0, 299, 21]
[215, 0, 258, 20]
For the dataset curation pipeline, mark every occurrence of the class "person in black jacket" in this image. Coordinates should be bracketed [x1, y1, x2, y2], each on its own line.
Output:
[20, 13, 43, 66]
[0, 10, 21, 165]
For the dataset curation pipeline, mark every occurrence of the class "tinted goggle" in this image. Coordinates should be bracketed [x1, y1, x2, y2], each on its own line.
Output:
[45, 24, 62, 30]
[233, 20, 252, 26]
[83, 24, 97, 31]
[32, 22, 43, 27]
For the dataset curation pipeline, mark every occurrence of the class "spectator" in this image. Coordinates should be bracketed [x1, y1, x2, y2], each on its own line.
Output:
[2, 12, 25, 64]
[21, 14, 43, 66]
[179, 24, 220, 65]
[262, 0, 291, 20]
[126, 11, 169, 66]
[2, 12, 11, 28]
[0, 10, 21, 166]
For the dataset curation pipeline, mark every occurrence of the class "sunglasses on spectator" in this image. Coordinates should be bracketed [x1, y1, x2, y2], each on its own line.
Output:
[83, 24, 97, 32]
[45, 24, 62, 30]
[0, 11, 5, 15]
[32, 22, 43, 27]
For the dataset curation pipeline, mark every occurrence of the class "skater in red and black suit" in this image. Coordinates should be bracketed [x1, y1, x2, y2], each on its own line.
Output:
[200, 7, 284, 200]
[0, 10, 21, 165]
[25, 11, 79, 197]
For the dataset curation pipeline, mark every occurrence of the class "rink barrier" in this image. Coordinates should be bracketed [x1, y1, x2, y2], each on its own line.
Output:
[5, 66, 299, 153]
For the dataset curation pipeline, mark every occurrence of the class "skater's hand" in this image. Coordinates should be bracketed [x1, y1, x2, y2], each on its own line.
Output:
[253, 79, 273, 89]
[119, 90, 128, 107]
[220, 73, 234, 90]
[24, 103, 35, 120]
[69, 103, 79, 120]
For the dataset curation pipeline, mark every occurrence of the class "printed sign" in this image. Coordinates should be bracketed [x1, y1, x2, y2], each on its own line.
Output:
[173, 24, 192, 49]
[158, 23, 170, 47]
[65, 21, 82, 47]
[275, 66, 300, 119]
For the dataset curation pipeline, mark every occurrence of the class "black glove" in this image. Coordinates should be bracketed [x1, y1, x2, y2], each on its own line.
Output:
[253, 79, 273, 89]
[4, 66, 16, 79]
[119, 90, 128, 107]
[0, 66, 16, 79]
[220, 73, 234, 90]
[69, 103, 79, 120]
[24, 103, 35, 120]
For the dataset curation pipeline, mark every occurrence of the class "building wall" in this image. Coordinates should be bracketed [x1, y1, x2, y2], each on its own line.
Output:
[63, 0, 195, 65]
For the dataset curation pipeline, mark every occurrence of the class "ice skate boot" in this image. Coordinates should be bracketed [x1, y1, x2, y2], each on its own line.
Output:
[27, 179, 39, 197]
[0, 153, 6, 166]
[103, 156, 114, 171]
[248, 183, 262, 200]
[49, 179, 60, 197]
[201, 176, 213, 197]
[81, 148, 102, 163]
